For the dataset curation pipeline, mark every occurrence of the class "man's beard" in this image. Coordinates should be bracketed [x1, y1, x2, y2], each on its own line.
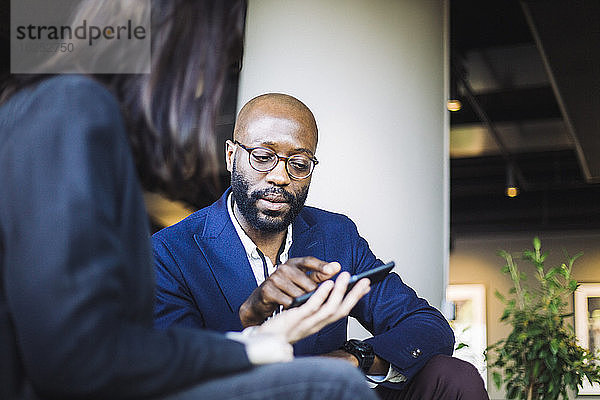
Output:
[231, 161, 309, 233]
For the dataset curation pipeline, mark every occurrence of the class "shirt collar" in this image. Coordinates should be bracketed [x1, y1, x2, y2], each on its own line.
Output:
[227, 193, 293, 263]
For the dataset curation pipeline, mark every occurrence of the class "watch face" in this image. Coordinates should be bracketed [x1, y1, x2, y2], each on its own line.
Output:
[344, 340, 375, 373]
[349, 339, 373, 353]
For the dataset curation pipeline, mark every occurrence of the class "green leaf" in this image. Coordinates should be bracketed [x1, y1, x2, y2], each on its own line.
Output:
[455, 342, 469, 350]
[493, 371, 503, 389]
[519, 271, 527, 281]
[533, 236, 541, 250]
[569, 279, 579, 292]
[533, 360, 541, 377]
[570, 251, 583, 265]
[545, 268, 557, 279]
[507, 385, 518, 399]
[523, 250, 535, 261]
[529, 328, 543, 337]
[495, 290, 506, 302]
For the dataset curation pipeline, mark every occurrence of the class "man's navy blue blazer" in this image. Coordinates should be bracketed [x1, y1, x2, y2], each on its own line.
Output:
[153, 188, 454, 387]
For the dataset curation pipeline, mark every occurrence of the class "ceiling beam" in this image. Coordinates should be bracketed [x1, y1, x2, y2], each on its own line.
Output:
[521, 0, 600, 182]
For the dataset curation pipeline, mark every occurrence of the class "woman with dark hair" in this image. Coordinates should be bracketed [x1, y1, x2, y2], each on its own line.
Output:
[0, 1, 376, 399]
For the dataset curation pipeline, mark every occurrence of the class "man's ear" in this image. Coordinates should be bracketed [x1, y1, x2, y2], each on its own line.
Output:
[225, 140, 236, 172]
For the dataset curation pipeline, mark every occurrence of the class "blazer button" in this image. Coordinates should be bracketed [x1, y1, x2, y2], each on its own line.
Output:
[411, 348, 422, 358]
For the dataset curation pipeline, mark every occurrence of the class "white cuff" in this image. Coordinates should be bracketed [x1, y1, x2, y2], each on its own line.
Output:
[226, 327, 294, 365]
[366, 364, 406, 387]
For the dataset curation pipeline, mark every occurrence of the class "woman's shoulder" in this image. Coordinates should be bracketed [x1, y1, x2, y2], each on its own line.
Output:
[1, 75, 126, 147]
[33, 75, 120, 116]
[37, 74, 108, 93]
[3, 75, 120, 122]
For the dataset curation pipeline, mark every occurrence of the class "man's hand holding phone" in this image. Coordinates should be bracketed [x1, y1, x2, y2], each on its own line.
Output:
[238, 256, 341, 327]
[256, 271, 371, 344]
[233, 260, 394, 365]
[288, 261, 395, 308]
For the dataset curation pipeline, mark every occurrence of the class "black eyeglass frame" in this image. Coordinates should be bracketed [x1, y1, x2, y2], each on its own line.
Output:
[234, 140, 319, 180]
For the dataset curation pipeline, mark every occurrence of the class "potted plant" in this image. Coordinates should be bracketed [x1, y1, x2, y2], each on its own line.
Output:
[486, 237, 600, 399]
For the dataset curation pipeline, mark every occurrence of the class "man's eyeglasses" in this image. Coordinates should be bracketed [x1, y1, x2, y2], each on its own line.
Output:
[234, 141, 319, 180]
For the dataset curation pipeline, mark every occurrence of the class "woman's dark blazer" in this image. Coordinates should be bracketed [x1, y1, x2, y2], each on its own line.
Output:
[0, 76, 251, 399]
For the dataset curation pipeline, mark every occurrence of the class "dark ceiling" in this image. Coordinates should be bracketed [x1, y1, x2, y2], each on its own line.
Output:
[449, 0, 600, 236]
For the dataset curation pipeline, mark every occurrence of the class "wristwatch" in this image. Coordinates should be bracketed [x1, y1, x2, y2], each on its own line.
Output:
[342, 339, 375, 373]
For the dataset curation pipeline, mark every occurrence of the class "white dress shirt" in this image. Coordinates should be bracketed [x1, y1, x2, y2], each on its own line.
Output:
[227, 193, 293, 285]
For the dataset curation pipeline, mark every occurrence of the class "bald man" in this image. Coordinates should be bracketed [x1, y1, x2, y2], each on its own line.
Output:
[152, 94, 489, 400]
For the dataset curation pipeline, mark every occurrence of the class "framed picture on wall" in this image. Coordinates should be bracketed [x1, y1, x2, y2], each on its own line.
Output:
[574, 283, 600, 395]
[446, 284, 487, 386]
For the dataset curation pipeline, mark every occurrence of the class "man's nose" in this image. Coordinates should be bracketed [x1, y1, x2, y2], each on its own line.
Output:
[265, 159, 291, 186]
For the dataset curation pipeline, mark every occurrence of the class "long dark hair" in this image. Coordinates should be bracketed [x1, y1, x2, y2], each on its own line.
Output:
[1, 0, 246, 201]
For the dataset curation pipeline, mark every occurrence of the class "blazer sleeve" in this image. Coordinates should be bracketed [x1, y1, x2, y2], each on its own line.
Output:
[344, 218, 455, 388]
[153, 236, 207, 330]
[0, 77, 251, 399]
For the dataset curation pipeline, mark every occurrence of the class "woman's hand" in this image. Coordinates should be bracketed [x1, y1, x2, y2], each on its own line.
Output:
[239, 258, 340, 328]
[257, 271, 370, 344]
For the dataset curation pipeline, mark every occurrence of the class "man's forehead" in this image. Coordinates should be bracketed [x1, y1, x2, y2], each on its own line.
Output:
[243, 99, 314, 127]
[235, 94, 318, 147]
[237, 114, 317, 151]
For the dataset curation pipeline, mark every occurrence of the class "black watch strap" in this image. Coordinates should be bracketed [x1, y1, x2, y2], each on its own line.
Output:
[342, 339, 375, 373]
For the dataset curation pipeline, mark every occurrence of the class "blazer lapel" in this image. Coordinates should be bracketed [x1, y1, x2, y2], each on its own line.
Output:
[290, 210, 326, 261]
[194, 190, 257, 316]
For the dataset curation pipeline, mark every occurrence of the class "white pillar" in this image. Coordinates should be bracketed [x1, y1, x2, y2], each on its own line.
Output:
[238, 1, 449, 316]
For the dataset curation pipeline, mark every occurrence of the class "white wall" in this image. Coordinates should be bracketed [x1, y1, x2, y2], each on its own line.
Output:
[238, 0, 449, 309]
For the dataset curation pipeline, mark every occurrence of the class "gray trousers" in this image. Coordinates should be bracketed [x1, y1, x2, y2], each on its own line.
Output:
[162, 357, 378, 400]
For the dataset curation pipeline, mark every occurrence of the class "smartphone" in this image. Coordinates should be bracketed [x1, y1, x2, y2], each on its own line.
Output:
[288, 261, 395, 308]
